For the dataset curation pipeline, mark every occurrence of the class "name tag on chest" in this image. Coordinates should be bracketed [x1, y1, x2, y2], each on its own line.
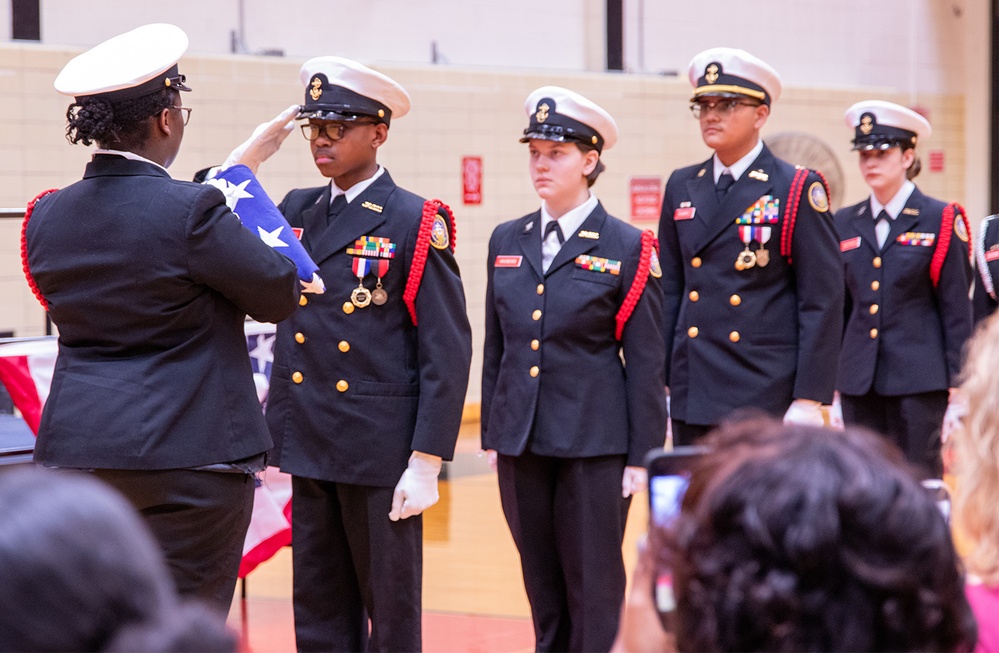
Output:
[495, 255, 523, 268]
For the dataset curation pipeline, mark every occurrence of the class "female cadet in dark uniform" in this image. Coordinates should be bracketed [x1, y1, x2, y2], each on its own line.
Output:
[22, 24, 300, 610]
[481, 86, 668, 652]
[834, 100, 973, 477]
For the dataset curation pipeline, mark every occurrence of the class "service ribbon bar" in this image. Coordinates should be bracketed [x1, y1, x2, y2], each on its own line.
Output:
[347, 236, 396, 259]
[896, 232, 936, 247]
[575, 255, 622, 275]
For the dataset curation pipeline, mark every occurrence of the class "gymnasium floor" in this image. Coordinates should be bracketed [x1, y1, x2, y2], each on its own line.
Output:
[225, 422, 650, 652]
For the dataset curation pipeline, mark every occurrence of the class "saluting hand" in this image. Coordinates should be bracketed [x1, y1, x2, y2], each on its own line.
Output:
[221, 104, 299, 175]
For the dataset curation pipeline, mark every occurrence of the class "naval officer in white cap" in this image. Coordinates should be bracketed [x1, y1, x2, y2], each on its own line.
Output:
[264, 56, 472, 652]
[834, 100, 973, 477]
[22, 23, 300, 611]
[657, 47, 843, 442]
[481, 86, 667, 652]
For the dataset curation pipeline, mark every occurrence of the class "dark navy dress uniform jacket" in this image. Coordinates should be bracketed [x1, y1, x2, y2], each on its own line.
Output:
[481, 203, 668, 467]
[973, 213, 999, 322]
[835, 188, 973, 395]
[658, 146, 843, 426]
[266, 170, 472, 487]
[27, 155, 300, 470]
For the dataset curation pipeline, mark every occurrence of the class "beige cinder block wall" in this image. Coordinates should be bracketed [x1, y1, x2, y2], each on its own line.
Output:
[0, 43, 967, 413]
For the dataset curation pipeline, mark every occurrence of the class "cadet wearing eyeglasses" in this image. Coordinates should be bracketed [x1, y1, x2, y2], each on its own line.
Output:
[264, 56, 472, 652]
[657, 47, 843, 442]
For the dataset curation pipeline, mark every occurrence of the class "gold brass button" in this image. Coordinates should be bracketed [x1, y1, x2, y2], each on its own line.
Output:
[299, 295, 308, 307]
[689, 291, 699, 302]
[295, 332, 305, 344]
[338, 340, 350, 352]
[292, 371, 304, 384]
[871, 280, 880, 291]
[729, 331, 740, 343]
[730, 294, 742, 306]
[870, 328, 878, 339]
[873, 257, 882, 268]
[688, 326, 699, 338]
[536, 284, 545, 295]
[531, 339, 540, 351]
[530, 366, 540, 378]
[869, 304, 879, 315]
[691, 257, 702, 268]
[532, 309, 542, 321]
[342, 302, 355, 315]
[336, 380, 348, 392]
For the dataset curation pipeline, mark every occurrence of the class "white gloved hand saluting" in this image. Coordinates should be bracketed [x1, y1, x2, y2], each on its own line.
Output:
[221, 104, 299, 175]
[621, 466, 648, 499]
[783, 398, 824, 427]
[828, 391, 845, 430]
[389, 451, 443, 521]
[941, 388, 966, 444]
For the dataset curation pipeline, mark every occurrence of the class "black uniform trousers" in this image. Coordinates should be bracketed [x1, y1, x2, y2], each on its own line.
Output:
[90, 468, 254, 613]
[291, 477, 422, 653]
[497, 451, 629, 653]
[840, 390, 948, 478]
[670, 419, 714, 446]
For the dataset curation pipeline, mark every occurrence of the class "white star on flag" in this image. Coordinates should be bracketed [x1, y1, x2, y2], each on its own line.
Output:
[258, 225, 290, 248]
[247, 334, 275, 371]
[205, 177, 254, 212]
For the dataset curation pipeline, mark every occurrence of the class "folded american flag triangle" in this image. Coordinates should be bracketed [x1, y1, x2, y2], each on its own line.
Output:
[207, 165, 325, 294]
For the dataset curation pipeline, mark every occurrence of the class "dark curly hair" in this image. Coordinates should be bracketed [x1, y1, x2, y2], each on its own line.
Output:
[657, 413, 977, 652]
[65, 88, 177, 147]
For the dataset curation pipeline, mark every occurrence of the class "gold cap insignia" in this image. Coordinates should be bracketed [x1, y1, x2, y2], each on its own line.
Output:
[309, 77, 323, 101]
[536, 102, 550, 123]
[860, 115, 873, 135]
[591, 135, 598, 144]
[164, 78, 172, 87]
[378, 109, 385, 118]
[705, 63, 719, 85]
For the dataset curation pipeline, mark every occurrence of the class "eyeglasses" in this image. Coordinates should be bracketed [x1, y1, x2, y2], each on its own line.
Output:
[169, 105, 192, 126]
[301, 120, 379, 142]
[689, 99, 761, 119]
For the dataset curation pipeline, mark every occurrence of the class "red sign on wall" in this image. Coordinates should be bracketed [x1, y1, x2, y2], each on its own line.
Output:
[928, 150, 945, 173]
[630, 176, 663, 222]
[462, 156, 482, 204]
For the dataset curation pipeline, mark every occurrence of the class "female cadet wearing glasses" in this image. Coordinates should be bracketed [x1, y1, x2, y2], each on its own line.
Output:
[481, 86, 668, 653]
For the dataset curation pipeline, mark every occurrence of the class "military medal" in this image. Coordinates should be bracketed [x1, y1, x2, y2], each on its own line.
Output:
[351, 258, 372, 308]
[371, 260, 389, 305]
[755, 226, 773, 267]
[736, 226, 757, 270]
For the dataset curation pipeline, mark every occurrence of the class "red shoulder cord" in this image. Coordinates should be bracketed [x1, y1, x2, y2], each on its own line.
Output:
[402, 199, 456, 326]
[21, 189, 59, 310]
[930, 202, 969, 288]
[614, 230, 657, 341]
[780, 167, 818, 263]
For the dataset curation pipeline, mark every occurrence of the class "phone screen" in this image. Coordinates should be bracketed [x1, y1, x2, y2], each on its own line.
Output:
[648, 472, 690, 617]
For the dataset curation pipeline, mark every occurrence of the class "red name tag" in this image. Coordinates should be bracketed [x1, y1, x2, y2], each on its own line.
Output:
[673, 207, 696, 221]
[986, 249, 999, 262]
[840, 237, 861, 252]
[292, 227, 304, 240]
[495, 255, 523, 268]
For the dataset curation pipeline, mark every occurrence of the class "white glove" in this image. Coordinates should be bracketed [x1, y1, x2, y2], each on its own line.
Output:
[621, 466, 648, 498]
[783, 398, 824, 427]
[221, 104, 299, 174]
[478, 449, 498, 472]
[828, 391, 844, 430]
[941, 388, 966, 444]
[389, 451, 442, 521]
[300, 272, 326, 295]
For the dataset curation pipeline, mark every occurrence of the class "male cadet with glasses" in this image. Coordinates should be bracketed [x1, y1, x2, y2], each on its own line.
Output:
[264, 56, 472, 652]
[658, 47, 843, 443]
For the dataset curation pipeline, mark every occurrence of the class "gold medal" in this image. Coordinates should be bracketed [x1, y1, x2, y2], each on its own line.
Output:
[756, 247, 770, 267]
[735, 248, 757, 271]
[351, 284, 372, 308]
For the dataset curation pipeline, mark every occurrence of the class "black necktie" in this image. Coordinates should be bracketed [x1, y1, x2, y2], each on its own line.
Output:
[716, 172, 735, 201]
[327, 193, 347, 227]
[544, 220, 565, 245]
[875, 209, 891, 249]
